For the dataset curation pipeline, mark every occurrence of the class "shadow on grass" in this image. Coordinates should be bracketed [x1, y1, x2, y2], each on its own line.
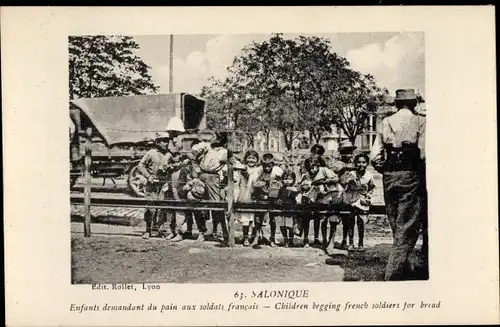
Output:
[325, 243, 428, 282]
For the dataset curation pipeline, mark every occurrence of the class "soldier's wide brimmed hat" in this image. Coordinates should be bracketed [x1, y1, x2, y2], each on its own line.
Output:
[394, 89, 417, 101]
[155, 131, 171, 141]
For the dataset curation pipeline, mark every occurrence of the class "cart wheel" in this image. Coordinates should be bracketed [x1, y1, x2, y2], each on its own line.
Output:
[128, 165, 147, 197]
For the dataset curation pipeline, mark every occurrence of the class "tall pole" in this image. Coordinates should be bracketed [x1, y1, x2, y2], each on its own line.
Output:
[227, 131, 235, 247]
[84, 127, 92, 237]
[169, 34, 174, 93]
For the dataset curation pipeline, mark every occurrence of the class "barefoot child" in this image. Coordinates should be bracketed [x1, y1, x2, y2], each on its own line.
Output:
[343, 153, 376, 252]
[277, 170, 299, 247]
[252, 153, 284, 248]
[235, 150, 261, 247]
[298, 157, 340, 248]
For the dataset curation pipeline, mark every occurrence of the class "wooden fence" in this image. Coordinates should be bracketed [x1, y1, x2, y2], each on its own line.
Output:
[73, 128, 387, 247]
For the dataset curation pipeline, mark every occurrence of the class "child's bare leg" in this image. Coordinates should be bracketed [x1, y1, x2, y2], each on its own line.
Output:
[288, 227, 295, 247]
[347, 213, 356, 251]
[326, 221, 338, 253]
[252, 214, 262, 248]
[313, 217, 321, 246]
[242, 216, 250, 246]
[269, 214, 277, 246]
[302, 217, 310, 247]
[356, 216, 365, 251]
[341, 214, 349, 248]
[142, 209, 153, 239]
[321, 218, 328, 248]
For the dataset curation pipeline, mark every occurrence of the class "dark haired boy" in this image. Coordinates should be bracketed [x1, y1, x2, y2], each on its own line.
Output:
[252, 153, 284, 248]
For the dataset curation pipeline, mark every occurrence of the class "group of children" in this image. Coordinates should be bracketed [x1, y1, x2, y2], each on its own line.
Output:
[227, 145, 376, 253]
[140, 133, 376, 253]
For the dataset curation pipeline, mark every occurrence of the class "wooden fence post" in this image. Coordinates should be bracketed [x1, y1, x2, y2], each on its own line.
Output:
[227, 131, 235, 247]
[84, 127, 92, 237]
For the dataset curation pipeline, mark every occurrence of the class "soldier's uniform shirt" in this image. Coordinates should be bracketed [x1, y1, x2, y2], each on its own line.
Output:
[137, 148, 174, 234]
[137, 149, 174, 180]
[370, 108, 427, 281]
[371, 108, 426, 169]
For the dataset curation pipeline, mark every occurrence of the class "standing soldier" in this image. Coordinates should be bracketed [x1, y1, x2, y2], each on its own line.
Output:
[370, 89, 427, 281]
[138, 131, 175, 239]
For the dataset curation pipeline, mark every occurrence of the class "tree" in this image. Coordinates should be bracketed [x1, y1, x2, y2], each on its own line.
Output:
[226, 34, 359, 150]
[201, 77, 263, 148]
[329, 73, 386, 144]
[201, 33, 386, 151]
[69, 35, 159, 99]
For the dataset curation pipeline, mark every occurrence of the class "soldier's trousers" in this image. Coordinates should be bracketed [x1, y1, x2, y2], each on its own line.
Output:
[383, 170, 427, 281]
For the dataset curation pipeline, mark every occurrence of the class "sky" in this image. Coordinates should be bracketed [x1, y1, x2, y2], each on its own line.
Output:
[134, 32, 425, 98]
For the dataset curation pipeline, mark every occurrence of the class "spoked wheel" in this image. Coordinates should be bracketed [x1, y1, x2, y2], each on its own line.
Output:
[128, 165, 147, 197]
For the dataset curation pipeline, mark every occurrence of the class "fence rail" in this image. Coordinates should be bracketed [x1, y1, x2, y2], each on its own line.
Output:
[70, 194, 387, 215]
[73, 128, 387, 245]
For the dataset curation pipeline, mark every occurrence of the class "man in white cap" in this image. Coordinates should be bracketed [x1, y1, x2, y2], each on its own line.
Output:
[370, 88, 427, 281]
[138, 131, 175, 239]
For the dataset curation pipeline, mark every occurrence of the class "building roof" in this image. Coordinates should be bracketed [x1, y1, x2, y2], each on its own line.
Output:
[70, 94, 181, 146]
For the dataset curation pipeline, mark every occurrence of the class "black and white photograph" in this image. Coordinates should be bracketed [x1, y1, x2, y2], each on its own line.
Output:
[3, 6, 498, 327]
[69, 32, 429, 284]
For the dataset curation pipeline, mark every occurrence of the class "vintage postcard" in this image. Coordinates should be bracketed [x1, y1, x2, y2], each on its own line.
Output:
[2, 6, 498, 326]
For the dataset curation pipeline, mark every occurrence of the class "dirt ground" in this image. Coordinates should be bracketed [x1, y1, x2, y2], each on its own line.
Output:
[71, 221, 426, 284]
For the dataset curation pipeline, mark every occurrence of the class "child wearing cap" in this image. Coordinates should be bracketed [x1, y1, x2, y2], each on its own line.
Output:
[252, 153, 284, 248]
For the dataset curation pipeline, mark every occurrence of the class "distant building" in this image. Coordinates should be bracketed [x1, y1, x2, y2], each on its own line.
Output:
[243, 94, 425, 155]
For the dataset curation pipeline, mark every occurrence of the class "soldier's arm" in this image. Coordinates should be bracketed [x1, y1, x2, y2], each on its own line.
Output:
[418, 117, 426, 160]
[370, 121, 387, 174]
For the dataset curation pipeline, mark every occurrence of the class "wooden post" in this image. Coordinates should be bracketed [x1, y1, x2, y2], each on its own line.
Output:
[227, 131, 235, 247]
[84, 127, 92, 237]
[169, 34, 174, 93]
